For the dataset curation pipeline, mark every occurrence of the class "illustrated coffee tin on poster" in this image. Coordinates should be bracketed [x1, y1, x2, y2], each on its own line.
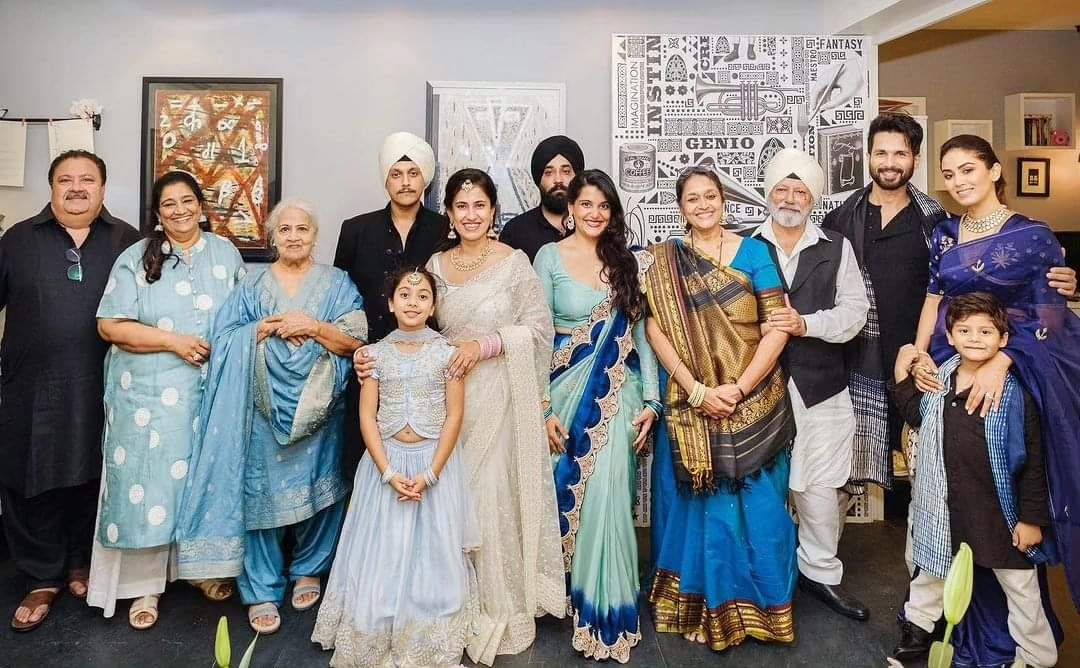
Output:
[619, 142, 656, 193]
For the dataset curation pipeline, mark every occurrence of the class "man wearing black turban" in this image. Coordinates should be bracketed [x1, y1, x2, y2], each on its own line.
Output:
[499, 135, 584, 262]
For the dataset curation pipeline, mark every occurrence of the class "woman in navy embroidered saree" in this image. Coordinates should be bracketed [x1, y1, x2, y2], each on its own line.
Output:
[912, 135, 1080, 666]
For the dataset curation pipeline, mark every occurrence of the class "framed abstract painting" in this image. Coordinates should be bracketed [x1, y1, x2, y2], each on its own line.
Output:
[141, 77, 283, 261]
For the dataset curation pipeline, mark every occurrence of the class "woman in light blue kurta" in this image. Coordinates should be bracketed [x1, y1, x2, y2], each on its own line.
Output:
[88, 171, 244, 629]
[174, 198, 366, 635]
[535, 170, 660, 664]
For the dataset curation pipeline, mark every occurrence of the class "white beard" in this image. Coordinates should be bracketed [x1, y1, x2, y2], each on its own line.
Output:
[768, 202, 810, 228]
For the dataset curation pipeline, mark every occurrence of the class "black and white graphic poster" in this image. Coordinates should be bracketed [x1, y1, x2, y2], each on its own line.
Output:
[612, 34, 874, 244]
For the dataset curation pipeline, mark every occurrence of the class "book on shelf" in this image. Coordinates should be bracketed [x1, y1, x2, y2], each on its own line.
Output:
[1024, 114, 1053, 147]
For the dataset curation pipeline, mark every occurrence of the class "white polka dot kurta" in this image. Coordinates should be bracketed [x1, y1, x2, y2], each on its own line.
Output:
[95, 233, 244, 549]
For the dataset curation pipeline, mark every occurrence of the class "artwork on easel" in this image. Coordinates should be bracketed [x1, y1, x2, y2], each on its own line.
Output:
[426, 81, 565, 232]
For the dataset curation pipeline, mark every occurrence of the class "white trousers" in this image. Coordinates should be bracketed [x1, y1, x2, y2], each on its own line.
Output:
[905, 568, 1058, 667]
[792, 485, 846, 585]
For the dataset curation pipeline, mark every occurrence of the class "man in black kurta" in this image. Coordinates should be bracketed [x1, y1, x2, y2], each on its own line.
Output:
[0, 150, 140, 630]
[499, 135, 584, 262]
[335, 132, 448, 476]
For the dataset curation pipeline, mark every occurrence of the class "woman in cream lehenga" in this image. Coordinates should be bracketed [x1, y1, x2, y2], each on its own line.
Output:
[357, 167, 564, 664]
[429, 168, 565, 664]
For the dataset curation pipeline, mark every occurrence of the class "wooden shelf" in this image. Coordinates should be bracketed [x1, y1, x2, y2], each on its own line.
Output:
[1005, 93, 1076, 150]
[932, 119, 993, 191]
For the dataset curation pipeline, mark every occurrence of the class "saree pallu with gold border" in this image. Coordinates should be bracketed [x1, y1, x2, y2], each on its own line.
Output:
[549, 297, 645, 664]
[644, 238, 798, 651]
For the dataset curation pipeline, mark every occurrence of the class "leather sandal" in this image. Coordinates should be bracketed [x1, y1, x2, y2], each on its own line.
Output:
[128, 595, 160, 630]
[67, 567, 90, 599]
[191, 579, 234, 602]
[248, 602, 280, 634]
[10, 588, 60, 633]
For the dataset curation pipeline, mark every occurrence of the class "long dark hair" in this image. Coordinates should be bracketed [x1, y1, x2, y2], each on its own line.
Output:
[940, 134, 1007, 204]
[568, 169, 645, 321]
[384, 265, 440, 331]
[439, 168, 498, 251]
[143, 171, 209, 284]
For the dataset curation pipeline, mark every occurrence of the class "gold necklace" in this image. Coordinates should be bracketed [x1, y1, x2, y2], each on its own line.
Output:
[960, 205, 1010, 234]
[449, 242, 494, 272]
[690, 230, 724, 265]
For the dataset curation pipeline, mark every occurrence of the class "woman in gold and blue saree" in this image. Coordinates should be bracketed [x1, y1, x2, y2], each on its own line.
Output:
[537, 170, 659, 664]
[644, 167, 797, 652]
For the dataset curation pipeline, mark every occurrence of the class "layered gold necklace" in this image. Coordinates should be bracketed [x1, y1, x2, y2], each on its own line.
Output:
[449, 242, 494, 272]
[960, 205, 1011, 235]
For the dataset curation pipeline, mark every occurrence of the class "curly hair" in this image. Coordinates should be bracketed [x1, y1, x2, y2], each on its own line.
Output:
[567, 169, 645, 321]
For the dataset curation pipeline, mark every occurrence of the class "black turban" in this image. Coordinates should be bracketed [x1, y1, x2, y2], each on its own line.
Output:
[530, 135, 585, 185]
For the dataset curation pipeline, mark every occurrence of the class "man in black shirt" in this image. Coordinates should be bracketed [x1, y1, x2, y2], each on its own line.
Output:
[334, 131, 448, 475]
[499, 135, 584, 262]
[0, 150, 141, 631]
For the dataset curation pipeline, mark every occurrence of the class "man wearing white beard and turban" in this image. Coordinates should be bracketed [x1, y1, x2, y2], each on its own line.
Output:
[750, 148, 872, 621]
[334, 131, 449, 476]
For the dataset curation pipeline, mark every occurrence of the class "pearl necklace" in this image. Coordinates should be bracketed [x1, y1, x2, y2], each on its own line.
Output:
[449, 242, 494, 272]
[960, 205, 1010, 234]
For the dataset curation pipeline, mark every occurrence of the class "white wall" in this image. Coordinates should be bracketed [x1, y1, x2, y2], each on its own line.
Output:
[0, 0, 826, 263]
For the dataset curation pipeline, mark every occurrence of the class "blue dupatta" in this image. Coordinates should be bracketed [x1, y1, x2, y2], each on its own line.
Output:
[175, 265, 365, 579]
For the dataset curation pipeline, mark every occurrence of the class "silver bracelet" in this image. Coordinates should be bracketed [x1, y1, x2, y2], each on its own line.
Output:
[380, 467, 396, 484]
[423, 468, 439, 488]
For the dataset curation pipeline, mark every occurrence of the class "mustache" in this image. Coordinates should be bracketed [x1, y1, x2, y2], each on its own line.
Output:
[65, 191, 89, 199]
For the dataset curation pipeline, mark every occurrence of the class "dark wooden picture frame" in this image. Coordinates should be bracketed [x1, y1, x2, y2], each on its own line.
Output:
[141, 77, 283, 261]
[1015, 157, 1050, 198]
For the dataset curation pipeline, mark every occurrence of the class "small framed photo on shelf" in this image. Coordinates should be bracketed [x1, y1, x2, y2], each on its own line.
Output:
[1016, 157, 1050, 197]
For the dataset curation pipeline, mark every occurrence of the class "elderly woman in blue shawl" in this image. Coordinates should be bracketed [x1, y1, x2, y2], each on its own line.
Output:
[175, 199, 366, 635]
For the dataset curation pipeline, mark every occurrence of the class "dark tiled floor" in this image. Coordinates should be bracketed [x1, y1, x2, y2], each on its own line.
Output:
[0, 523, 1076, 667]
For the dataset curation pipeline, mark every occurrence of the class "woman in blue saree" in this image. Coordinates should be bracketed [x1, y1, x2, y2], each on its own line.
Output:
[175, 199, 366, 635]
[642, 167, 797, 652]
[535, 170, 660, 663]
[910, 135, 1080, 667]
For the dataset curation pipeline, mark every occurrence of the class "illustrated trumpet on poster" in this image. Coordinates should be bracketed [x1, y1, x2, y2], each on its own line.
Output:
[694, 80, 792, 120]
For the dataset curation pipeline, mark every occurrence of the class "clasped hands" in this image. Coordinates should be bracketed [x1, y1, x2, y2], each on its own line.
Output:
[387, 473, 430, 503]
[258, 310, 321, 346]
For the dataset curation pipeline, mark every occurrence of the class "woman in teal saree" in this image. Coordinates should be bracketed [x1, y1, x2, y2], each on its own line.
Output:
[537, 170, 659, 664]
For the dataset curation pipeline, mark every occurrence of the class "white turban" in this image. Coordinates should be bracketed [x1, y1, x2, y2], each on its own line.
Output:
[763, 148, 825, 204]
[378, 132, 435, 194]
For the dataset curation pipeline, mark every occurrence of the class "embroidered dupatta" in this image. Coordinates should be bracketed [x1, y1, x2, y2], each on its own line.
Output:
[175, 265, 366, 578]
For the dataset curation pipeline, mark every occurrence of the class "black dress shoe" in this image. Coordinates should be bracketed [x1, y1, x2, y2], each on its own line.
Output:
[891, 620, 932, 661]
[798, 574, 871, 621]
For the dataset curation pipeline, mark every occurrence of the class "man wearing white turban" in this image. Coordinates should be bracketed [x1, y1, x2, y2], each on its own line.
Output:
[750, 148, 872, 621]
[334, 131, 448, 475]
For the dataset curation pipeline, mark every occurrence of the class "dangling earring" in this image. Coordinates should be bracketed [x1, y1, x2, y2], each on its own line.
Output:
[565, 215, 575, 231]
[487, 221, 497, 239]
[448, 225, 457, 239]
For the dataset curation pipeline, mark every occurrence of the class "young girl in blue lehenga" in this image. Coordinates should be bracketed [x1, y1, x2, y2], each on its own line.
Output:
[312, 266, 476, 667]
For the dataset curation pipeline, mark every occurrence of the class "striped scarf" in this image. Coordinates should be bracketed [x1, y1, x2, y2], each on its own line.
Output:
[912, 355, 1046, 578]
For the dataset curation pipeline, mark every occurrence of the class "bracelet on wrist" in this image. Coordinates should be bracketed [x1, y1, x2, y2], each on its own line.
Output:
[644, 399, 664, 418]
[688, 381, 707, 408]
[423, 468, 439, 488]
[380, 467, 397, 484]
[543, 406, 554, 420]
